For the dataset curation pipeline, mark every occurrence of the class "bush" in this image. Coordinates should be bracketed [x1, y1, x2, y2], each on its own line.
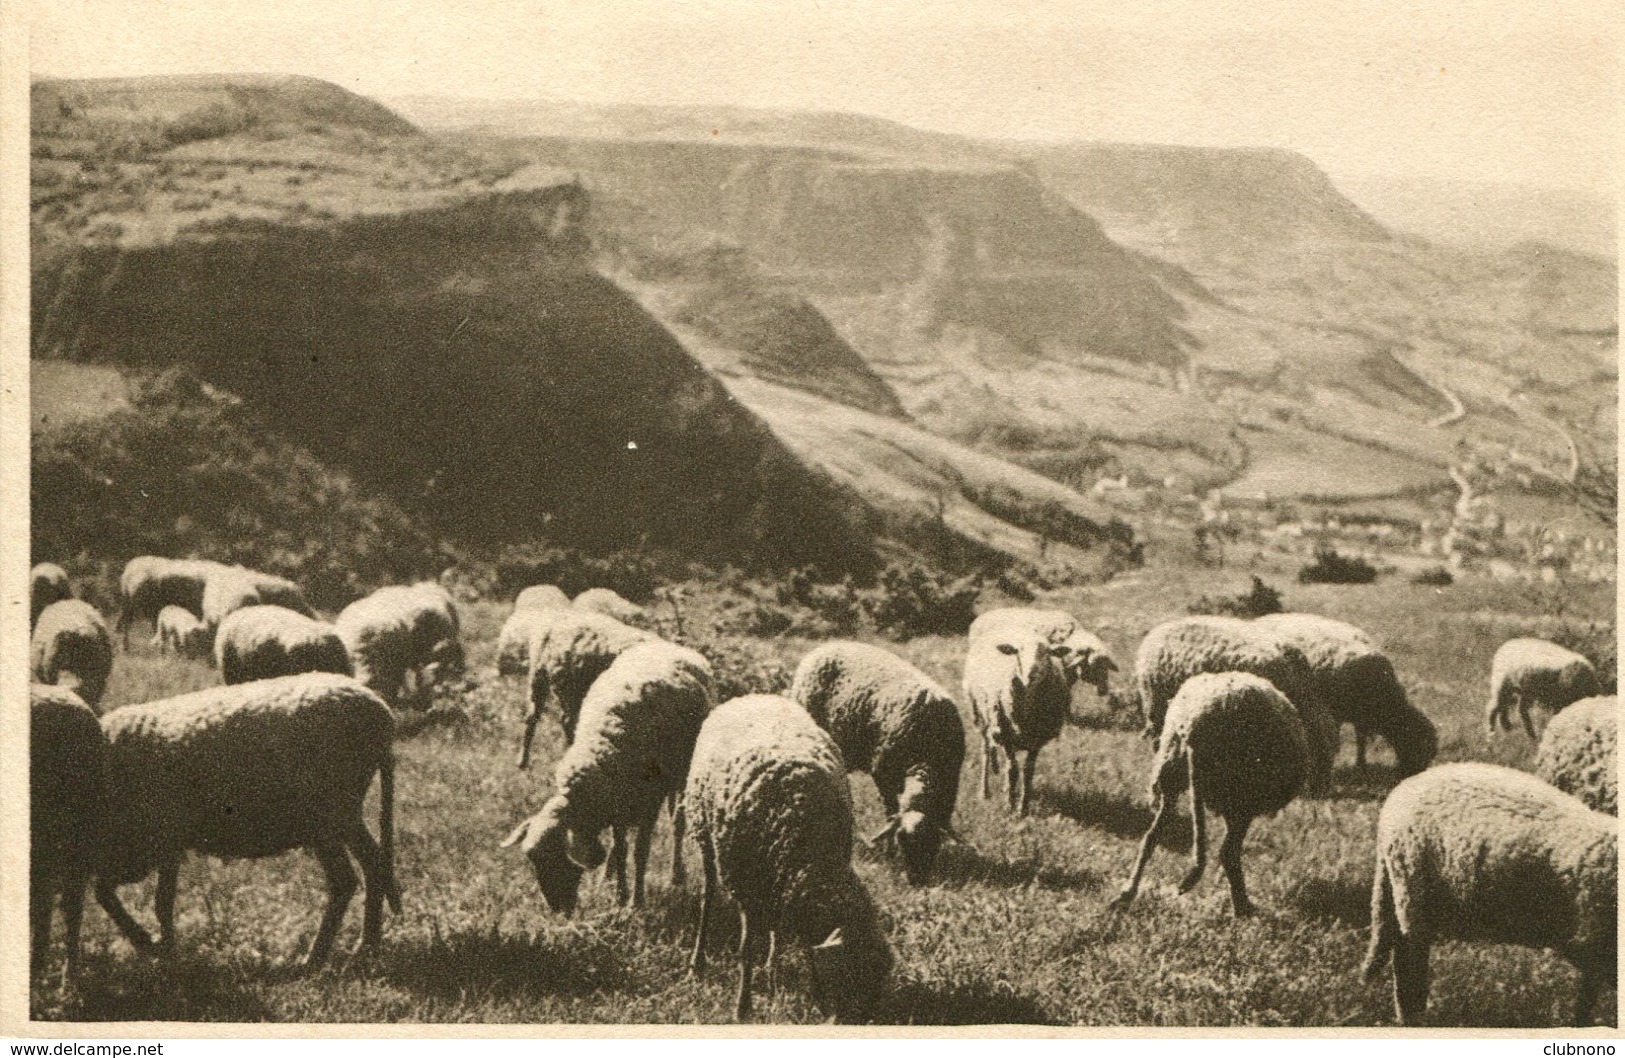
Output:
[1411, 565, 1454, 586]
[485, 542, 667, 602]
[680, 632, 792, 702]
[1297, 546, 1378, 585]
[1188, 575, 1284, 619]
[860, 562, 981, 640]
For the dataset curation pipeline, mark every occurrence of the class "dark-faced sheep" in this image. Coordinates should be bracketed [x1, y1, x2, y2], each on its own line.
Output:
[216, 605, 353, 685]
[517, 609, 654, 767]
[200, 565, 315, 636]
[31, 599, 114, 711]
[30, 684, 107, 989]
[31, 563, 72, 626]
[1487, 637, 1601, 740]
[336, 584, 465, 707]
[116, 556, 227, 645]
[685, 694, 894, 1022]
[790, 640, 966, 884]
[962, 609, 1075, 815]
[94, 673, 400, 968]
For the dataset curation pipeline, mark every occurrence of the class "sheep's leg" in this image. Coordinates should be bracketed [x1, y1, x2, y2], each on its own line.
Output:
[304, 840, 359, 969]
[155, 859, 180, 951]
[1111, 780, 1172, 908]
[1004, 747, 1022, 813]
[609, 826, 630, 906]
[1575, 970, 1601, 1027]
[689, 838, 715, 974]
[1178, 752, 1208, 894]
[95, 880, 156, 953]
[631, 814, 656, 908]
[1519, 696, 1539, 741]
[1019, 747, 1040, 816]
[59, 877, 86, 987]
[1392, 934, 1430, 1026]
[29, 878, 52, 975]
[517, 713, 540, 770]
[669, 797, 687, 889]
[345, 821, 388, 950]
[979, 740, 995, 800]
[1363, 859, 1397, 982]
[1218, 814, 1254, 917]
[764, 928, 778, 995]
[735, 909, 755, 1021]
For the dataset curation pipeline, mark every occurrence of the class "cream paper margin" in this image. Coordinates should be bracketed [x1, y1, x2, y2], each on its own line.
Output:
[0, 0, 1619, 1040]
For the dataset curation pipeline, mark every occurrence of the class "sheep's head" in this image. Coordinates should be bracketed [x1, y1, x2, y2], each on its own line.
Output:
[498, 797, 599, 914]
[1389, 704, 1438, 778]
[809, 925, 893, 1023]
[995, 636, 1069, 688]
[1067, 650, 1117, 698]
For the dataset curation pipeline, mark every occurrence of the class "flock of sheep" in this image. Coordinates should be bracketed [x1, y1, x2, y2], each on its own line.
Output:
[26, 555, 1619, 1026]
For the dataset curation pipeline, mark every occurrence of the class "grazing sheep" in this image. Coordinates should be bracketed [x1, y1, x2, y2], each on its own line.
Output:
[31, 562, 72, 626]
[116, 556, 226, 645]
[1487, 637, 1601, 740]
[201, 565, 315, 634]
[154, 604, 211, 659]
[1535, 696, 1617, 815]
[515, 584, 571, 613]
[336, 584, 466, 707]
[501, 641, 714, 912]
[573, 587, 644, 622]
[518, 609, 654, 768]
[93, 673, 400, 969]
[685, 694, 893, 1022]
[790, 641, 966, 884]
[30, 684, 106, 987]
[496, 608, 552, 677]
[216, 605, 353, 685]
[1363, 762, 1617, 1026]
[1134, 615, 1339, 793]
[1111, 672, 1309, 917]
[970, 607, 1118, 697]
[962, 609, 1075, 815]
[1253, 613, 1436, 777]
[31, 600, 114, 711]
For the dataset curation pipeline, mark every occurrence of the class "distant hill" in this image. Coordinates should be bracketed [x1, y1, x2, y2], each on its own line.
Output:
[1334, 174, 1615, 258]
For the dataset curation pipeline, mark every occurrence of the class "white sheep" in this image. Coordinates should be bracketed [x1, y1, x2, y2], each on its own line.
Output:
[500, 641, 714, 912]
[573, 586, 644, 622]
[93, 673, 401, 968]
[970, 607, 1118, 697]
[31, 562, 72, 626]
[496, 607, 552, 677]
[515, 584, 571, 613]
[790, 640, 967, 885]
[1363, 762, 1617, 1026]
[1253, 613, 1437, 777]
[961, 609, 1076, 815]
[684, 694, 894, 1022]
[30, 684, 107, 988]
[200, 565, 315, 635]
[1134, 615, 1339, 793]
[517, 608, 654, 768]
[1111, 672, 1309, 917]
[31, 599, 114, 711]
[1535, 696, 1617, 815]
[336, 583, 465, 707]
[216, 604, 353, 685]
[154, 604, 211, 659]
[1487, 637, 1601, 740]
[115, 556, 227, 645]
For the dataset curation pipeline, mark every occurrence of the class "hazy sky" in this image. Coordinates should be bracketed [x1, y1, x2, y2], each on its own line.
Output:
[26, 0, 1621, 196]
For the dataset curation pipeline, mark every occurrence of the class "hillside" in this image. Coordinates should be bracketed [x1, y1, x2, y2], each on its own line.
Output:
[30, 75, 1136, 578]
[1336, 174, 1616, 259]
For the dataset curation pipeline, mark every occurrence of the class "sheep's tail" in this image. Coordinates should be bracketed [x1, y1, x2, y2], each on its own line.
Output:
[1362, 853, 1396, 982]
[379, 749, 402, 915]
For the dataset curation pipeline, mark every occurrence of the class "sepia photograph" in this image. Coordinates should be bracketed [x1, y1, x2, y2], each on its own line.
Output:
[3, 0, 1618, 1034]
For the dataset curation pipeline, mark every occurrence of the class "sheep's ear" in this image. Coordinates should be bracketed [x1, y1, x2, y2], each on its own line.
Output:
[815, 927, 846, 951]
[1100, 656, 1119, 673]
[864, 818, 900, 847]
[1050, 643, 1073, 658]
[565, 829, 606, 870]
[499, 818, 535, 850]
[996, 642, 1019, 656]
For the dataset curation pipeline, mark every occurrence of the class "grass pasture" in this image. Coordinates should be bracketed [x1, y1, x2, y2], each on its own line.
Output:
[30, 559, 1617, 1027]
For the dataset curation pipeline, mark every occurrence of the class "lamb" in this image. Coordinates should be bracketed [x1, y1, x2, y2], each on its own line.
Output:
[1252, 613, 1436, 777]
[200, 565, 315, 635]
[93, 673, 401, 969]
[116, 556, 227, 645]
[1535, 696, 1617, 815]
[31, 599, 114, 711]
[517, 608, 655, 768]
[789, 641, 966, 884]
[31, 562, 72, 626]
[30, 684, 107, 988]
[573, 586, 644, 623]
[154, 604, 211, 659]
[961, 608, 1076, 815]
[970, 607, 1118, 698]
[1362, 762, 1617, 1025]
[684, 694, 894, 1022]
[1111, 672, 1309, 917]
[515, 584, 571, 613]
[1487, 637, 1601, 740]
[336, 583, 466, 707]
[216, 605, 353, 685]
[1133, 615, 1339, 793]
[500, 641, 714, 912]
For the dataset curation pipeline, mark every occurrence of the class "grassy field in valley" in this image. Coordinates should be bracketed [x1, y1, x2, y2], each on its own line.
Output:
[30, 556, 1617, 1027]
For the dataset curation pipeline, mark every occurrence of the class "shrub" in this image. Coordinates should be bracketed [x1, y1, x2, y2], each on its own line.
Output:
[861, 562, 981, 640]
[1188, 575, 1284, 619]
[486, 542, 665, 602]
[1297, 545, 1378, 585]
[1411, 565, 1454, 586]
[680, 632, 792, 702]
